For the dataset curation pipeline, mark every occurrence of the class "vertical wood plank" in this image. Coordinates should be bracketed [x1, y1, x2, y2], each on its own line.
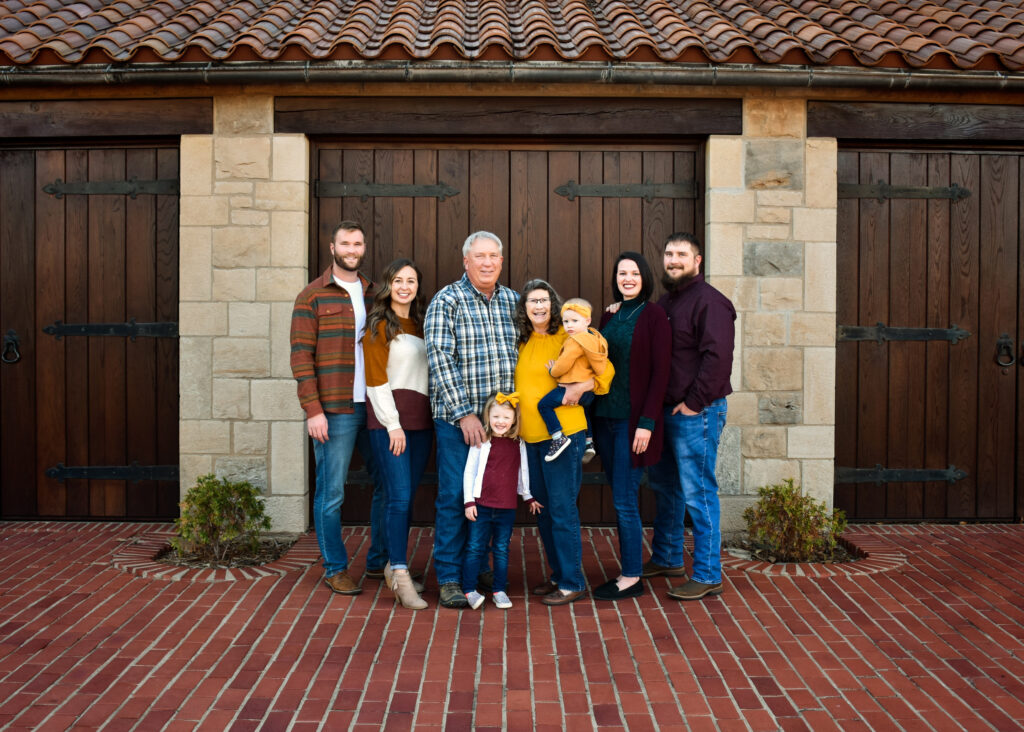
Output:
[468, 150, 510, 287]
[64, 149, 90, 517]
[885, 152, 927, 519]
[509, 150, 548, 293]
[947, 154, 980, 518]
[35, 150, 68, 517]
[976, 154, 1017, 518]
[313, 147, 343, 276]
[578, 151, 604, 312]
[855, 152, 890, 519]
[412, 149, 438, 294]
[155, 147, 180, 518]
[547, 151, 580, 299]
[923, 153, 951, 519]
[92, 148, 128, 517]
[436, 150, 470, 288]
[342, 149, 374, 275]
[834, 150, 860, 517]
[0, 150, 37, 518]
[125, 147, 158, 518]
[641, 151, 673, 303]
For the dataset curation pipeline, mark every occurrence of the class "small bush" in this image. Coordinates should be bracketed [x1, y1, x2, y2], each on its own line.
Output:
[172, 474, 271, 563]
[742, 479, 847, 563]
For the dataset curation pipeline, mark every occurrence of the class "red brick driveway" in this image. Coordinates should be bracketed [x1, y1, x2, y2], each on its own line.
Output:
[1, 522, 1022, 730]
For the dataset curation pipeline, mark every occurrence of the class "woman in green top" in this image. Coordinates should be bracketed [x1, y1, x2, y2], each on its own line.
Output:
[592, 252, 671, 600]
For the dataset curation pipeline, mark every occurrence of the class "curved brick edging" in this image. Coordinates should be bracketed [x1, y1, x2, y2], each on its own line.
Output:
[721, 533, 906, 577]
[111, 530, 320, 581]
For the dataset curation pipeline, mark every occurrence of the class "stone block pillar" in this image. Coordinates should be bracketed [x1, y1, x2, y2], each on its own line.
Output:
[704, 98, 838, 529]
[178, 95, 310, 532]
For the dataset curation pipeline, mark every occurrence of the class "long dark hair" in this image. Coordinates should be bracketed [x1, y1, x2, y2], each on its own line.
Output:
[611, 251, 655, 303]
[514, 279, 563, 345]
[364, 258, 426, 343]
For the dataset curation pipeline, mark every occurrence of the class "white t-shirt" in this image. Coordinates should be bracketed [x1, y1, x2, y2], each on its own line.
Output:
[334, 275, 367, 403]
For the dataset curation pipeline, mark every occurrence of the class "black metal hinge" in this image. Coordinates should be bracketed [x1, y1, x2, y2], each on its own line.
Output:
[838, 181, 970, 202]
[42, 178, 179, 199]
[46, 463, 179, 483]
[43, 319, 178, 341]
[315, 179, 459, 201]
[835, 465, 967, 485]
[837, 323, 970, 345]
[555, 179, 696, 202]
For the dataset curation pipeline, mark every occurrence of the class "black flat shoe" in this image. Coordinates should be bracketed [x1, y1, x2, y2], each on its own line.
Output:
[592, 579, 644, 600]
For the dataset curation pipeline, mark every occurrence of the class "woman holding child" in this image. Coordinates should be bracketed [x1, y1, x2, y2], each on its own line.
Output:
[591, 252, 671, 601]
[363, 258, 433, 609]
[513, 280, 613, 605]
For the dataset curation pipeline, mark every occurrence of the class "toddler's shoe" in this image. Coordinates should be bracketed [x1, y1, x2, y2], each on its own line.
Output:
[545, 435, 571, 462]
[465, 591, 485, 610]
[492, 591, 513, 609]
[582, 439, 596, 464]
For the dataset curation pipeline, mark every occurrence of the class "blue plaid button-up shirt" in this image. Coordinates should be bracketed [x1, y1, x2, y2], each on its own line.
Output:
[425, 274, 519, 425]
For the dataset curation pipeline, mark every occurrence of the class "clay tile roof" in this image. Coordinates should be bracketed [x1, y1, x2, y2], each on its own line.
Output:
[1, 0, 1024, 70]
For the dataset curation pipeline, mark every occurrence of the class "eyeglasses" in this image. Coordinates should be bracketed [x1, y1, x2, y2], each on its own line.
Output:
[525, 297, 550, 305]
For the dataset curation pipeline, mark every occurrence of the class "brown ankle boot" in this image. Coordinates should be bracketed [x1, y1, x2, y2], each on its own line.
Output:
[392, 569, 427, 610]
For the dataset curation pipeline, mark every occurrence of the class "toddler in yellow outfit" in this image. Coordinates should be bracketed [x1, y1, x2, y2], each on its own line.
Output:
[541, 298, 614, 463]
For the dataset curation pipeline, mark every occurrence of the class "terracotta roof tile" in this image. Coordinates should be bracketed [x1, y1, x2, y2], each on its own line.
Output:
[1, 0, 1024, 70]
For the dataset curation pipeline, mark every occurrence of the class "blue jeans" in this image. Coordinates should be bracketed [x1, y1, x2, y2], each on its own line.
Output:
[648, 398, 728, 584]
[461, 505, 515, 594]
[538, 387, 594, 438]
[433, 418, 471, 585]
[311, 405, 387, 576]
[368, 427, 433, 570]
[591, 417, 645, 578]
[525, 437, 587, 592]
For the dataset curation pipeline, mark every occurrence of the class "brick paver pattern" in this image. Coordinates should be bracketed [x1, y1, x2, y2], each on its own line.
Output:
[1, 522, 1022, 730]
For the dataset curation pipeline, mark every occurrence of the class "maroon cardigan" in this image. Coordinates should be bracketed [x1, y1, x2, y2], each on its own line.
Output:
[600, 302, 672, 468]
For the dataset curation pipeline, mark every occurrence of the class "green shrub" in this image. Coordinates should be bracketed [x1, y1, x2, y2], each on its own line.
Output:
[742, 478, 847, 562]
[172, 474, 271, 563]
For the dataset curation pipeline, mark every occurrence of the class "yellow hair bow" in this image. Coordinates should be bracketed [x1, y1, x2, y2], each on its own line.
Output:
[495, 392, 519, 408]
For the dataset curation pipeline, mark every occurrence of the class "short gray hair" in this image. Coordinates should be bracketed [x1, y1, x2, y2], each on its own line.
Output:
[463, 230, 503, 257]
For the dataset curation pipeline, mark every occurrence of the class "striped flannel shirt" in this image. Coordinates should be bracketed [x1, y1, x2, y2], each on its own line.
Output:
[290, 267, 375, 418]
[424, 274, 519, 425]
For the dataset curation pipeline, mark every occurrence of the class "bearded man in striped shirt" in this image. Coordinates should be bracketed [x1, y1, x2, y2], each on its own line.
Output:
[291, 221, 386, 596]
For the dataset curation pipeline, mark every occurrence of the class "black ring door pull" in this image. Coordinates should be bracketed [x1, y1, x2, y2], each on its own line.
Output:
[995, 334, 1016, 367]
[1, 329, 20, 364]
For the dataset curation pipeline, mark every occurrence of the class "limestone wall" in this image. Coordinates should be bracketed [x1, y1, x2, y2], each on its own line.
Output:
[178, 95, 310, 533]
[705, 99, 838, 529]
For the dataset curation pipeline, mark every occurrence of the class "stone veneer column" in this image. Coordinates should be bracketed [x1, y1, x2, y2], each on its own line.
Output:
[178, 95, 310, 532]
[705, 98, 838, 531]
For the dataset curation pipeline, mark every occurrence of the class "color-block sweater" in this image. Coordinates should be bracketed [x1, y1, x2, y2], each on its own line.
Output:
[363, 317, 432, 432]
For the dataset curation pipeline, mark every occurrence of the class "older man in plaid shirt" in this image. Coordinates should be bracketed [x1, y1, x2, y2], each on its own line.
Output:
[424, 231, 519, 608]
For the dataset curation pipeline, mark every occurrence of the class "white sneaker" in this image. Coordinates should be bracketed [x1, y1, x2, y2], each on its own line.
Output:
[492, 591, 513, 609]
[465, 590, 485, 610]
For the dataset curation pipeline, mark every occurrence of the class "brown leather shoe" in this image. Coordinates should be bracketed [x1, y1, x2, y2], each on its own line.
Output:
[540, 589, 586, 606]
[324, 570, 361, 595]
[531, 580, 559, 596]
[640, 560, 689, 579]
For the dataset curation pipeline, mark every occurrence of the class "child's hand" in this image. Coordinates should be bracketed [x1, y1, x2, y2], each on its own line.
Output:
[606, 302, 621, 314]
[529, 501, 543, 515]
[545, 359, 556, 371]
[465, 506, 477, 521]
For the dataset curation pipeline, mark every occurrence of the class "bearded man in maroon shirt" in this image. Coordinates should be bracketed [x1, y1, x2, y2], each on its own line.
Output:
[644, 232, 736, 601]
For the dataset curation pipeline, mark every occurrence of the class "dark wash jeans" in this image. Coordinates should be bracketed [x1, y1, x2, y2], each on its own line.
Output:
[367, 427, 433, 570]
[592, 416, 645, 578]
[537, 387, 595, 439]
[461, 505, 515, 594]
[524, 436, 587, 592]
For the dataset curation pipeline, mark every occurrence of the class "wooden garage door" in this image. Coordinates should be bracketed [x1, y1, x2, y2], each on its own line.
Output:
[311, 141, 703, 525]
[836, 149, 1023, 521]
[0, 145, 179, 520]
